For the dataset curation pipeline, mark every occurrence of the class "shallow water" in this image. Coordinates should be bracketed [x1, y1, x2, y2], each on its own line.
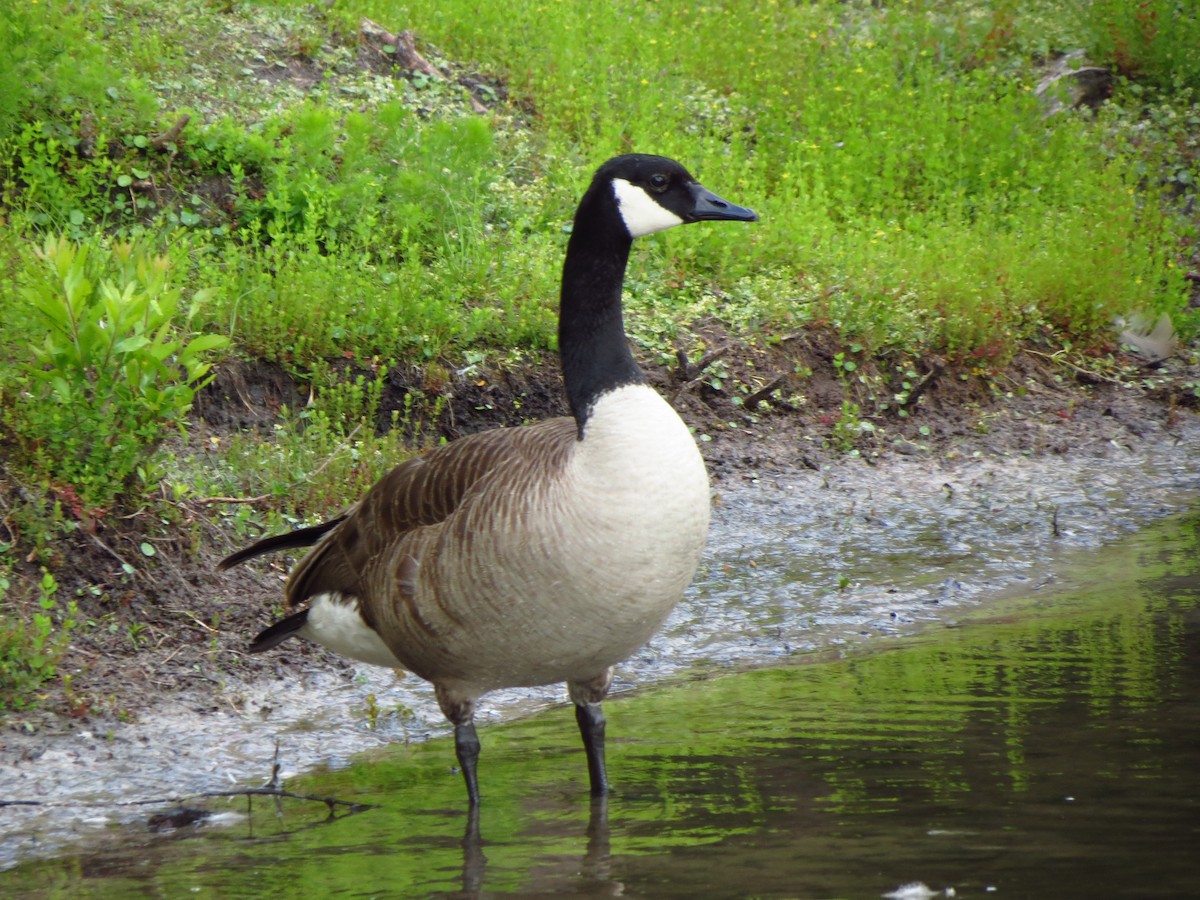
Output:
[3, 505, 1199, 897]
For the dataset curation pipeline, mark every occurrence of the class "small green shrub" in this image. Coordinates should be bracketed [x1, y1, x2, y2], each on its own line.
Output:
[6, 236, 229, 512]
[0, 568, 78, 713]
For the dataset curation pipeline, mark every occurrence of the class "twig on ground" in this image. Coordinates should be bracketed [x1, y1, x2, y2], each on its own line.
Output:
[268, 739, 282, 790]
[673, 345, 731, 402]
[742, 375, 787, 410]
[1, 787, 374, 813]
[151, 114, 190, 152]
[998, 371, 1066, 398]
[675, 344, 730, 382]
[92, 532, 161, 587]
[900, 360, 944, 410]
[361, 20, 438, 76]
[1024, 348, 1123, 385]
[195, 494, 271, 505]
[166, 607, 219, 634]
[89, 532, 131, 568]
[310, 423, 363, 480]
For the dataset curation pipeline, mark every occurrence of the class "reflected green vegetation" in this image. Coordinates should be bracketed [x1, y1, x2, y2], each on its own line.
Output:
[5, 511, 1199, 897]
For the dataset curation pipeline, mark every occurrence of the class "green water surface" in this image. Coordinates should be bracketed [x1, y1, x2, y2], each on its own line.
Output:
[6, 511, 1199, 898]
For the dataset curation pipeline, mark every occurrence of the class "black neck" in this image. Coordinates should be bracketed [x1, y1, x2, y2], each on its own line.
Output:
[558, 188, 645, 435]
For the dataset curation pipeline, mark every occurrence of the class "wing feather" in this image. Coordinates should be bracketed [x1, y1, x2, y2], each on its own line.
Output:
[283, 417, 577, 609]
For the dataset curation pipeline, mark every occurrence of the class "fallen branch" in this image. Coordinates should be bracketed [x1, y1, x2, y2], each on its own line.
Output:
[1, 741, 372, 817]
[151, 114, 190, 152]
[1024, 348, 1123, 385]
[742, 374, 787, 410]
[89, 531, 132, 568]
[675, 344, 730, 382]
[195, 494, 271, 505]
[0, 786, 375, 814]
[899, 360, 944, 409]
[361, 19, 439, 77]
[360, 17, 491, 111]
[998, 371, 1067, 398]
[310, 422, 363, 479]
[673, 344, 733, 404]
[166, 606, 219, 634]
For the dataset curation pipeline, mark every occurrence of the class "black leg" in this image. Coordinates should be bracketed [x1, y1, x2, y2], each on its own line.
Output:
[455, 721, 482, 806]
[574, 702, 608, 796]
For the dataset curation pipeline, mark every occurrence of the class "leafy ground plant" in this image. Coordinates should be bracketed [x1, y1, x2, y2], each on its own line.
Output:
[5, 237, 229, 514]
[0, 568, 77, 712]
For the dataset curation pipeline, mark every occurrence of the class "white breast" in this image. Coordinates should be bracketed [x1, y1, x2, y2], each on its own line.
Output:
[415, 384, 710, 691]
[573, 383, 711, 551]
[564, 383, 711, 630]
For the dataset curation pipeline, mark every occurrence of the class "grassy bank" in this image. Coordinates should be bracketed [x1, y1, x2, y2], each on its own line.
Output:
[1, 0, 1198, 712]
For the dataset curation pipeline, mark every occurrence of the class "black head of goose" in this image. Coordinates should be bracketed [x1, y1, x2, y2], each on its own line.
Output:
[219, 154, 757, 805]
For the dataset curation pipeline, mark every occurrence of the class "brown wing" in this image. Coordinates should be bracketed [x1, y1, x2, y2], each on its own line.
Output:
[282, 417, 578, 610]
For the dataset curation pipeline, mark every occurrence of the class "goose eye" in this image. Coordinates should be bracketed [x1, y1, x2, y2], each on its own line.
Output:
[648, 173, 669, 192]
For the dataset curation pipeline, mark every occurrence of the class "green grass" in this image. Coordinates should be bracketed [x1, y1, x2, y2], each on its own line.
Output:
[378, 0, 1197, 350]
[0, 0, 1198, 709]
[1082, 0, 1200, 90]
[3, 0, 1195, 370]
[0, 0, 1195, 482]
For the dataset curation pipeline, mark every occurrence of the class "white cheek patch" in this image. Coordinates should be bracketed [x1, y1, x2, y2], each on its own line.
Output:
[612, 178, 685, 237]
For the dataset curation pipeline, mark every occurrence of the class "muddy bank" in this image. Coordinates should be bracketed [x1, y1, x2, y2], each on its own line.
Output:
[2, 400, 1198, 867]
[13, 332, 1197, 737]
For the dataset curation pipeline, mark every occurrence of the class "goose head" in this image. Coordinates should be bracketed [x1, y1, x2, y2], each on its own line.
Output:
[592, 153, 759, 238]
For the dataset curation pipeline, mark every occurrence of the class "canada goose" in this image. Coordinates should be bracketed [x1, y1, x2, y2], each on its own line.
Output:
[220, 154, 757, 804]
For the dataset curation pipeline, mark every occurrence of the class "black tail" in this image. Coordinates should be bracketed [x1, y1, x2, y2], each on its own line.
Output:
[249, 609, 310, 653]
[218, 517, 346, 570]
